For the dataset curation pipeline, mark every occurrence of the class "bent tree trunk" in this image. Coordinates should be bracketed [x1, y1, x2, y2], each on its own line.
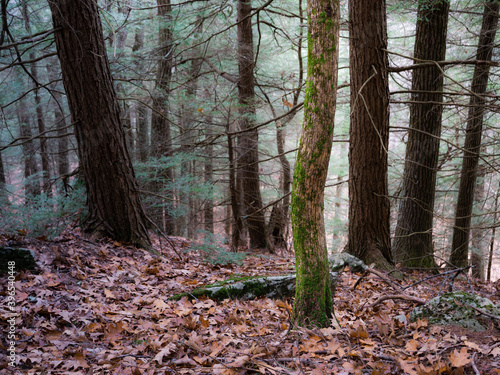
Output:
[393, 0, 449, 268]
[449, 0, 499, 268]
[48, 0, 151, 248]
[291, 0, 340, 327]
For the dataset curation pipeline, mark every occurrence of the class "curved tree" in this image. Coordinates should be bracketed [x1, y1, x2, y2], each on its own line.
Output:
[48, 0, 151, 248]
[292, 0, 339, 327]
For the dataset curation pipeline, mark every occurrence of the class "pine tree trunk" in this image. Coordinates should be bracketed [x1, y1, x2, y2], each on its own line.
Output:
[291, 0, 339, 327]
[393, 0, 449, 268]
[237, 0, 267, 249]
[150, 0, 175, 234]
[449, 0, 499, 268]
[347, 0, 392, 267]
[48, 0, 151, 248]
[204, 136, 214, 234]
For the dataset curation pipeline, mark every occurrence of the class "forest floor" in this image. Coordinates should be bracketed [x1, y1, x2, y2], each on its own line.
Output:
[0, 231, 499, 375]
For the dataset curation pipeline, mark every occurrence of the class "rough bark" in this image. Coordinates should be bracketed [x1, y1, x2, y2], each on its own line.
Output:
[150, 0, 175, 234]
[347, 0, 393, 267]
[291, 0, 339, 327]
[228, 126, 243, 251]
[48, 0, 151, 248]
[449, 0, 499, 269]
[237, 0, 267, 249]
[393, 0, 450, 268]
[204, 136, 214, 234]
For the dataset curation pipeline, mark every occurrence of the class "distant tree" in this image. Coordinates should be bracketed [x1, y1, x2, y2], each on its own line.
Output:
[392, 0, 450, 268]
[450, 0, 499, 269]
[47, 0, 151, 247]
[292, 0, 339, 327]
[237, 0, 267, 249]
[347, 0, 393, 267]
[150, 0, 175, 235]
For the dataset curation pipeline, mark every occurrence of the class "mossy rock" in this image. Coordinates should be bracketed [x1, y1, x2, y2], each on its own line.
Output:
[410, 291, 500, 332]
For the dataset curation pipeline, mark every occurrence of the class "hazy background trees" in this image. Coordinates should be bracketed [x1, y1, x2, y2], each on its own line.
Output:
[1, 0, 500, 280]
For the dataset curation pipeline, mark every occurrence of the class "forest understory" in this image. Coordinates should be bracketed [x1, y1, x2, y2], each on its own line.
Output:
[0, 232, 499, 375]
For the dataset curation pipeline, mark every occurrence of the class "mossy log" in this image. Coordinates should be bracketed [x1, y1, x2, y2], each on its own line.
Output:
[0, 247, 36, 275]
[170, 253, 366, 301]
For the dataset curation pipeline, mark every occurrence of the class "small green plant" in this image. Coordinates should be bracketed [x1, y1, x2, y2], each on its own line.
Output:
[0, 180, 87, 239]
[191, 230, 246, 265]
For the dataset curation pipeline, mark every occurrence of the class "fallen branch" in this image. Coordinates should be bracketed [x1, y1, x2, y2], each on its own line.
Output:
[367, 294, 426, 309]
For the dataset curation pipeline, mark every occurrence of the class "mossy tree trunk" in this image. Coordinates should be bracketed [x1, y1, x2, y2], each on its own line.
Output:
[48, 0, 151, 248]
[393, 0, 449, 268]
[291, 0, 339, 328]
[347, 0, 393, 268]
[449, 0, 499, 269]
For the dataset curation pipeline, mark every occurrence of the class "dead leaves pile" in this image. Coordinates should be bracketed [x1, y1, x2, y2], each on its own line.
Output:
[0, 233, 499, 374]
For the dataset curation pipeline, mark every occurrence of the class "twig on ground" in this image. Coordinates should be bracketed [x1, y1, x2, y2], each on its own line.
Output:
[367, 294, 426, 309]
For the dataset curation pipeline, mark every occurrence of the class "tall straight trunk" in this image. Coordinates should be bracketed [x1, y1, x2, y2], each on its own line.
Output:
[46, 61, 69, 179]
[132, 29, 149, 162]
[449, 0, 499, 268]
[228, 127, 243, 251]
[204, 136, 214, 234]
[470, 166, 486, 279]
[22, 1, 51, 196]
[150, 0, 175, 234]
[292, 0, 340, 327]
[393, 0, 449, 268]
[237, 0, 267, 249]
[347, 0, 392, 267]
[486, 184, 499, 282]
[48, 0, 151, 248]
[18, 101, 40, 198]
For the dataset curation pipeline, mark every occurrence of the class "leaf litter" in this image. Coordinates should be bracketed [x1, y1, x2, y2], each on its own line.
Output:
[0, 232, 499, 374]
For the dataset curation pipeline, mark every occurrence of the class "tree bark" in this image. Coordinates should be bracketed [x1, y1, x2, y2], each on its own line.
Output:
[17, 100, 40, 199]
[150, 0, 175, 234]
[46, 60, 69, 180]
[393, 0, 450, 268]
[48, 0, 151, 248]
[291, 0, 339, 327]
[237, 0, 267, 249]
[347, 0, 392, 267]
[21, 1, 51, 196]
[449, 0, 499, 268]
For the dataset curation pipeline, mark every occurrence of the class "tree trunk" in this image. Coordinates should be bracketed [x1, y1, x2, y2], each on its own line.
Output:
[48, 0, 151, 248]
[132, 29, 149, 163]
[150, 0, 175, 234]
[204, 136, 214, 234]
[22, 0, 51, 196]
[237, 0, 267, 249]
[46, 60, 69, 179]
[449, 0, 499, 268]
[18, 101, 40, 199]
[228, 125, 243, 251]
[486, 184, 499, 282]
[291, 0, 339, 327]
[470, 165, 486, 280]
[393, 0, 450, 268]
[347, 0, 392, 267]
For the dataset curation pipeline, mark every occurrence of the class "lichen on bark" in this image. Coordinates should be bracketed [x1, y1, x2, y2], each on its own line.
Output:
[291, 0, 340, 328]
